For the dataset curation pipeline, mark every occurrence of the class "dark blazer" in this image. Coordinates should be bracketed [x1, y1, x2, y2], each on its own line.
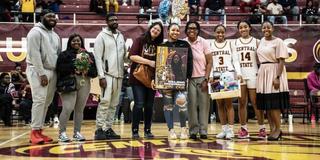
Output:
[56, 49, 97, 79]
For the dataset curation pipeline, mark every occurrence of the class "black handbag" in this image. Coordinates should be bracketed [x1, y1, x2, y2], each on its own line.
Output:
[56, 75, 77, 93]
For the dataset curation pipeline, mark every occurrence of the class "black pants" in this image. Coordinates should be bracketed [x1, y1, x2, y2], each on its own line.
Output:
[20, 98, 32, 123]
[131, 85, 155, 132]
[0, 95, 13, 126]
[139, 0, 152, 8]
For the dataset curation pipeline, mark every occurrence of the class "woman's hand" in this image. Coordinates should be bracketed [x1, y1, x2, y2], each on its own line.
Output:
[168, 50, 176, 58]
[148, 60, 155, 68]
[201, 79, 208, 92]
[151, 79, 156, 90]
[273, 78, 280, 90]
[237, 75, 243, 83]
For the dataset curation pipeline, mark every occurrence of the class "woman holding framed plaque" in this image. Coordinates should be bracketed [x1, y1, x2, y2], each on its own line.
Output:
[158, 23, 193, 140]
[129, 21, 164, 139]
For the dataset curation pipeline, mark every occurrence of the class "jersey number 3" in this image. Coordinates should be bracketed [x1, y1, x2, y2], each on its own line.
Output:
[219, 57, 224, 65]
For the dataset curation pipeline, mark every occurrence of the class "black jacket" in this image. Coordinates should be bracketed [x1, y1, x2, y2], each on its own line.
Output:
[56, 49, 98, 79]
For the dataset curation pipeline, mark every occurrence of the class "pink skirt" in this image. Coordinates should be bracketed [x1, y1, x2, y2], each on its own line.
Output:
[256, 63, 289, 94]
[256, 63, 290, 110]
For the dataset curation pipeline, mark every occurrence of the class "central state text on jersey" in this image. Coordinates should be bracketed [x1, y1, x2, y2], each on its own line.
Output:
[212, 50, 231, 56]
[236, 46, 256, 52]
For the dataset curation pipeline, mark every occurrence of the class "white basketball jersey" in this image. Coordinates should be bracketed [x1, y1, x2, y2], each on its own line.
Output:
[234, 37, 259, 79]
[211, 40, 238, 73]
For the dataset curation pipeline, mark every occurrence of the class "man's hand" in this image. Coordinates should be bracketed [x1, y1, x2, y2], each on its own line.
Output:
[99, 78, 107, 88]
[40, 75, 48, 87]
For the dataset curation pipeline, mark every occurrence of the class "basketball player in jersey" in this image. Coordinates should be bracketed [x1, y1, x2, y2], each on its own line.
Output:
[234, 20, 266, 139]
[210, 24, 242, 139]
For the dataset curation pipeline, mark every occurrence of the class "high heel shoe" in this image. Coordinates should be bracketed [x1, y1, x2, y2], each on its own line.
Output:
[267, 130, 282, 141]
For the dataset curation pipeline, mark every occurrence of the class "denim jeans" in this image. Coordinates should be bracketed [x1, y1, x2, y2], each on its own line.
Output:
[131, 85, 155, 132]
[205, 8, 225, 22]
[268, 16, 287, 24]
[162, 90, 187, 130]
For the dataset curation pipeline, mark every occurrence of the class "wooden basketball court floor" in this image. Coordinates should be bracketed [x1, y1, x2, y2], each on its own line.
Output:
[0, 120, 319, 160]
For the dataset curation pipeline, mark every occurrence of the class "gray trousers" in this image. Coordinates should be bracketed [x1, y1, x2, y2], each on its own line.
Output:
[59, 76, 91, 134]
[26, 66, 57, 130]
[96, 75, 122, 130]
[188, 77, 210, 135]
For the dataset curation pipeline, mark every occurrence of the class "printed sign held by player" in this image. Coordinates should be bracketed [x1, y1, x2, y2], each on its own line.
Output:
[155, 46, 188, 90]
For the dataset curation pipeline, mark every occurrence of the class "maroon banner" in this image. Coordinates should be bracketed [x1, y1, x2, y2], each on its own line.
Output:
[0, 24, 319, 78]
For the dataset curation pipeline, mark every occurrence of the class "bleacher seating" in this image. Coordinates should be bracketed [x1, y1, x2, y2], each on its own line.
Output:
[57, 0, 308, 24]
[0, 0, 306, 24]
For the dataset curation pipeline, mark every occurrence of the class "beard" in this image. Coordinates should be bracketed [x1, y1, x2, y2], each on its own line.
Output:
[109, 23, 118, 30]
[42, 19, 57, 30]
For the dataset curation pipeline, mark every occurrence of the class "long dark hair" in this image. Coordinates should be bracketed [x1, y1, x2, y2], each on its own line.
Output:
[142, 21, 164, 45]
[214, 24, 226, 32]
[0, 72, 9, 82]
[66, 33, 85, 50]
[262, 20, 274, 27]
[237, 20, 252, 30]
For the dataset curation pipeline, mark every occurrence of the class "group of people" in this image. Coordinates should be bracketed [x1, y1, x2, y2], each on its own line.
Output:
[127, 18, 290, 141]
[23, 7, 290, 145]
[25, 9, 126, 144]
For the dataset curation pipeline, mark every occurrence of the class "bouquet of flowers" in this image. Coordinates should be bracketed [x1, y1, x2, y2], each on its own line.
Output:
[74, 49, 93, 86]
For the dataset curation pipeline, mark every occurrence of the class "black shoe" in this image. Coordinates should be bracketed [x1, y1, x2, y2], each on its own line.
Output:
[189, 134, 197, 140]
[132, 129, 140, 139]
[144, 129, 154, 139]
[200, 134, 208, 139]
[105, 128, 121, 139]
[267, 130, 282, 141]
[94, 128, 107, 140]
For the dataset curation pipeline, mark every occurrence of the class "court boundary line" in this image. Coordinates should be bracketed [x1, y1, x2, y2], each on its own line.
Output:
[0, 131, 29, 147]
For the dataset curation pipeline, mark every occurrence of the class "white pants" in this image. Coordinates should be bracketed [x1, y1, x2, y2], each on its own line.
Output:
[96, 75, 123, 130]
[26, 66, 57, 130]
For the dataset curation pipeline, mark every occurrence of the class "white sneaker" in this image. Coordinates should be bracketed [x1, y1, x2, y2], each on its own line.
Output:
[122, 2, 128, 6]
[54, 116, 59, 124]
[73, 132, 86, 141]
[139, 8, 144, 14]
[168, 129, 177, 140]
[180, 127, 188, 140]
[58, 132, 71, 142]
[225, 129, 234, 140]
[216, 130, 227, 139]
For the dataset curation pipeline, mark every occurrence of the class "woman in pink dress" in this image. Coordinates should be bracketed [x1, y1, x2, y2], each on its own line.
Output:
[256, 20, 289, 141]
